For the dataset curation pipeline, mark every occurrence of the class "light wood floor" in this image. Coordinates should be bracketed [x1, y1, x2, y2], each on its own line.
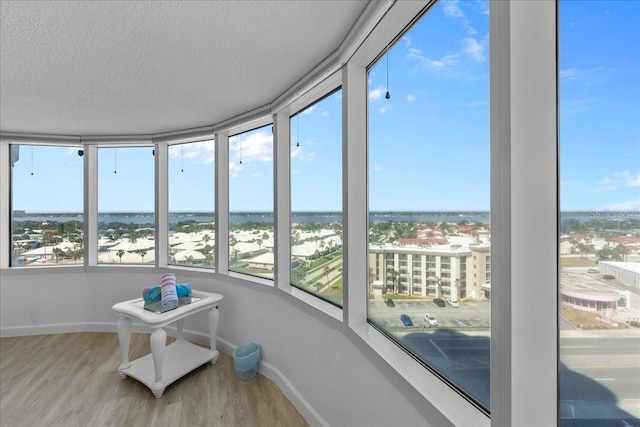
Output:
[0, 332, 309, 427]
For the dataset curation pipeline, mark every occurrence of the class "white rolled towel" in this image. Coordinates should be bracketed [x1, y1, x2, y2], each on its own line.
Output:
[160, 273, 178, 307]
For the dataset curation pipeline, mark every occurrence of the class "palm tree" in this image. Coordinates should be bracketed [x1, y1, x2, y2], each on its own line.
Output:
[202, 234, 211, 246]
[614, 244, 629, 261]
[138, 249, 147, 263]
[52, 248, 64, 263]
[324, 266, 330, 284]
[435, 276, 443, 299]
[389, 269, 400, 293]
[116, 249, 126, 263]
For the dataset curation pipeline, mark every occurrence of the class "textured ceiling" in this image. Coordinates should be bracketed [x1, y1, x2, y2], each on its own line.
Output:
[0, 0, 368, 136]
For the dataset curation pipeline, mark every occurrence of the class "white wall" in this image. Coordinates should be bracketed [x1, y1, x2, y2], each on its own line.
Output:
[0, 268, 452, 427]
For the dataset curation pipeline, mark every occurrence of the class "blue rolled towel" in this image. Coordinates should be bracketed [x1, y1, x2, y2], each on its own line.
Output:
[143, 283, 192, 302]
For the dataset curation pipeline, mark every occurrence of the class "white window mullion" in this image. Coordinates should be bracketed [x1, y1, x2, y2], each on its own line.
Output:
[343, 60, 368, 327]
[86, 144, 98, 266]
[215, 131, 229, 274]
[508, 1, 558, 425]
[274, 109, 291, 289]
[0, 143, 9, 268]
[155, 143, 168, 268]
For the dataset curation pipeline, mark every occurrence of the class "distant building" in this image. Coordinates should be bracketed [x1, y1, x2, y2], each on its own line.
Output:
[369, 243, 491, 300]
[598, 261, 640, 288]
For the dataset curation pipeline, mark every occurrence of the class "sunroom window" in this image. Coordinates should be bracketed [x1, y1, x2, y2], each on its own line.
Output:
[367, 0, 490, 411]
[228, 124, 274, 280]
[10, 144, 84, 266]
[168, 140, 215, 268]
[290, 88, 343, 306]
[97, 146, 155, 264]
[558, 0, 640, 424]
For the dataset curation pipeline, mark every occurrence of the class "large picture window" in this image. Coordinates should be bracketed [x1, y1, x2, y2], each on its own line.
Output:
[558, 1, 640, 424]
[367, 0, 490, 411]
[10, 145, 84, 266]
[98, 146, 155, 264]
[290, 89, 343, 306]
[168, 140, 215, 268]
[228, 124, 274, 280]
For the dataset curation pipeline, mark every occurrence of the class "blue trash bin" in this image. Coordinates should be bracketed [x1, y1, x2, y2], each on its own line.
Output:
[232, 343, 260, 380]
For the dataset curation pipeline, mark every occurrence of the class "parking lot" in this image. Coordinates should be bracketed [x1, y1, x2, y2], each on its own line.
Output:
[369, 298, 491, 331]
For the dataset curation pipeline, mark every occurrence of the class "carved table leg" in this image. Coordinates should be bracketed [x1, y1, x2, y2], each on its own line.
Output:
[208, 304, 220, 364]
[150, 327, 167, 398]
[117, 317, 132, 377]
[176, 318, 185, 343]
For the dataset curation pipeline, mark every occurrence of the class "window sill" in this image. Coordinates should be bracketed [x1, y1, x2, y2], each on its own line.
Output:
[288, 286, 343, 321]
[227, 270, 275, 287]
[349, 321, 490, 427]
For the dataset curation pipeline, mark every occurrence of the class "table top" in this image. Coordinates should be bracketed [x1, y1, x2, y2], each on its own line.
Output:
[112, 289, 223, 327]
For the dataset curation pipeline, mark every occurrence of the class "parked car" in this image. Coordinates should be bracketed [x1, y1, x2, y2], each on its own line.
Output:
[400, 314, 413, 326]
[587, 268, 599, 274]
[424, 313, 438, 326]
[385, 298, 395, 307]
[603, 274, 615, 280]
[433, 298, 445, 307]
[447, 299, 459, 308]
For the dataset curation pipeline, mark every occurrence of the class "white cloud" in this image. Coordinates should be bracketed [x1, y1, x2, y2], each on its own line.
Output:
[406, 94, 416, 102]
[560, 68, 578, 80]
[291, 144, 301, 158]
[462, 37, 486, 62]
[169, 140, 215, 164]
[597, 171, 640, 191]
[622, 171, 640, 187]
[607, 198, 640, 211]
[372, 164, 383, 172]
[302, 105, 316, 115]
[230, 130, 273, 163]
[443, 0, 465, 19]
[560, 97, 593, 115]
[559, 67, 608, 86]
[408, 48, 460, 70]
[369, 86, 385, 101]
[442, 0, 477, 35]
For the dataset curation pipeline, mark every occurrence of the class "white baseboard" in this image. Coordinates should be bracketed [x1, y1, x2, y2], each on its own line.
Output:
[0, 323, 327, 427]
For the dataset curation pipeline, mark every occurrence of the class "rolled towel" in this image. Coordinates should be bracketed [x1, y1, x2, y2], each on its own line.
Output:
[143, 286, 162, 301]
[143, 283, 192, 302]
[161, 273, 176, 288]
[160, 273, 178, 306]
[161, 284, 178, 307]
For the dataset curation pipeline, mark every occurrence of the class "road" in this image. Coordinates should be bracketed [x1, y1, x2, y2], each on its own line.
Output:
[369, 299, 640, 421]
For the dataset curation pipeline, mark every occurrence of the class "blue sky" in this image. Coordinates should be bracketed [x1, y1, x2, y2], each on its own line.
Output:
[11, 0, 639, 214]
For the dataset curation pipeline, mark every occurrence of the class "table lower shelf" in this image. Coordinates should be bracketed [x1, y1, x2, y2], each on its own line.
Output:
[119, 340, 219, 397]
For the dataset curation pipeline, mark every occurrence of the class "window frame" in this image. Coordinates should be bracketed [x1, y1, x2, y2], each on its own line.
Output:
[165, 138, 217, 270]
[289, 84, 344, 308]
[95, 143, 156, 266]
[6, 141, 86, 269]
[226, 118, 276, 284]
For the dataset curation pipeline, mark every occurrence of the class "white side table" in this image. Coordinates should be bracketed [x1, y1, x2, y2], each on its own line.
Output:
[112, 289, 223, 398]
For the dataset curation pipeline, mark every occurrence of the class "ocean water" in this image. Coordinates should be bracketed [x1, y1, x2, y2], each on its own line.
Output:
[11, 211, 622, 226]
[13, 211, 492, 225]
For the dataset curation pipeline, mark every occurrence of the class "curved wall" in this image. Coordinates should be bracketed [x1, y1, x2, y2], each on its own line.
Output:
[0, 268, 451, 426]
